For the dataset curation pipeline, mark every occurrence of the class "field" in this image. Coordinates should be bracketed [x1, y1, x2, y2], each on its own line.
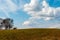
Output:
[0, 28, 60, 40]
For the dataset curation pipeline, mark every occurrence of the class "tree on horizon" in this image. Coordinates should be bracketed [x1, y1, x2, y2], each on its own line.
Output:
[2, 18, 13, 30]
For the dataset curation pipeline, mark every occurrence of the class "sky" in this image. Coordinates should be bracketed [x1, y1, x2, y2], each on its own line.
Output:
[0, 0, 60, 29]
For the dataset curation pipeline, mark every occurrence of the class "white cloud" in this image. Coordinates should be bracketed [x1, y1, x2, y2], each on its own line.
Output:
[6, 0, 18, 12]
[23, 0, 60, 28]
[23, 21, 30, 25]
[49, 23, 60, 28]
[44, 17, 51, 21]
[0, 0, 19, 17]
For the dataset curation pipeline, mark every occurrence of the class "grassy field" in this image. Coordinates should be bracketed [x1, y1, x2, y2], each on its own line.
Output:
[0, 28, 60, 40]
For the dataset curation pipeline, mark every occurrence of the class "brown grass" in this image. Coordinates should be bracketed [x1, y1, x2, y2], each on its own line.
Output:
[0, 28, 60, 40]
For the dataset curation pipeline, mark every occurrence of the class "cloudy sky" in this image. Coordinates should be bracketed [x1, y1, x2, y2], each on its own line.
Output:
[0, 0, 60, 29]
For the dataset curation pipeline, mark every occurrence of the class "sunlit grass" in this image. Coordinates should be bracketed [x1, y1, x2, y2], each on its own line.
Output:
[0, 28, 60, 40]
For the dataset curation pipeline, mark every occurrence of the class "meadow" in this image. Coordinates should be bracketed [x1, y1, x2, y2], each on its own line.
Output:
[0, 28, 60, 40]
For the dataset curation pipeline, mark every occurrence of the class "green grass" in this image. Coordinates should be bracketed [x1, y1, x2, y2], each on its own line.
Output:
[0, 28, 60, 40]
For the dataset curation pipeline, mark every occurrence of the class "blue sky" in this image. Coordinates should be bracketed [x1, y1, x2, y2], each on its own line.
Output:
[0, 0, 60, 29]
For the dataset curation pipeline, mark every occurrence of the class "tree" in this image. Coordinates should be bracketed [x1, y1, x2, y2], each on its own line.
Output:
[0, 18, 3, 29]
[3, 18, 13, 30]
[13, 27, 17, 30]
